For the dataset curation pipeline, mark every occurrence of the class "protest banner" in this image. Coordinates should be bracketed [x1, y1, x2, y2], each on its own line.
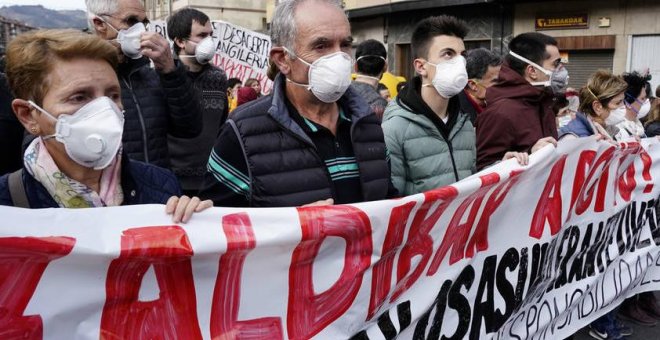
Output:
[149, 20, 169, 40]
[148, 20, 273, 94]
[0, 137, 659, 339]
[211, 20, 273, 94]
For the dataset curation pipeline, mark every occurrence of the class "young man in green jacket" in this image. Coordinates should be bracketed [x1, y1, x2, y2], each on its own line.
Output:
[382, 15, 526, 196]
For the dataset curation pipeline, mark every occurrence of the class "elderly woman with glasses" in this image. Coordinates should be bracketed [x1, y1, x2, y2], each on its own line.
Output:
[0, 29, 211, 223]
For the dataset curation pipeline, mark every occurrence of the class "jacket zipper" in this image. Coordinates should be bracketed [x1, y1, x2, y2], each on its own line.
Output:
[446, 115, 469, 182]
[273, 119, 337, 200]
[401, 98, 463, 182]
[122, 71, 150, 164]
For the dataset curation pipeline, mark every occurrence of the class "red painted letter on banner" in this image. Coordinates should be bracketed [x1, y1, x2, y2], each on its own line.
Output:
[0, 236, 74, 340]
[100, 226, 202, 339]
[367, 201, 415, 320]
[211, 213, 283, 339]
[530, 155, 567, 239]
[288, 205, 372, 339]
[391, 187, 458, 302]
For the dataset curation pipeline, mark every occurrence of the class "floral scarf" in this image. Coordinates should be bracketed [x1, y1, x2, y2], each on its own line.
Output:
[23, 138, 124, 208]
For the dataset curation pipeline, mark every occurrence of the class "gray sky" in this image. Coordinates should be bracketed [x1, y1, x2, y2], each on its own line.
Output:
[0, 0, 86, 10]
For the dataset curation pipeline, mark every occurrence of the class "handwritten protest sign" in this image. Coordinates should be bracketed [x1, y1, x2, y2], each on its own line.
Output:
[211, 20, 273, 94]
[1, 138, 659, 339]
[148, 20, 273, 94]
[149, 20, 168, 40]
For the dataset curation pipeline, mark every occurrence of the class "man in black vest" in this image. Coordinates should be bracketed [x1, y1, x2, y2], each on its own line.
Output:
[199, 0, 397, 207]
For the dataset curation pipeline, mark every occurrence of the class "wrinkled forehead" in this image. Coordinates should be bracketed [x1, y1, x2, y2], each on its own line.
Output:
[115, 0, 147, 19]
[291, 1, 351, 47]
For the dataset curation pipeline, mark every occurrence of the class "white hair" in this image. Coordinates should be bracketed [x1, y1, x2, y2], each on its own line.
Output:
[85, 0, 119, 32]
[270, 0, 344, 51]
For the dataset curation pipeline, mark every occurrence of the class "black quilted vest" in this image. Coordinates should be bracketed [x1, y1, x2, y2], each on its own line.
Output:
[228, 76, 391, 207]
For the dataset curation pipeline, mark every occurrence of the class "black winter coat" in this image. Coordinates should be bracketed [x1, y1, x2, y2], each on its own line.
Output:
[0, 73, 23, 176]
[117, 58, 202, 168]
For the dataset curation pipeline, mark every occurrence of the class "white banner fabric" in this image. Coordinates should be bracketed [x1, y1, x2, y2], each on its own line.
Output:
[0, 137, 659, 340]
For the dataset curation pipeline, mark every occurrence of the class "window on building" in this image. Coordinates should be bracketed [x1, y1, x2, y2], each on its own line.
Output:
[464, 39, 491, 51]
[395, 43, 413, 81]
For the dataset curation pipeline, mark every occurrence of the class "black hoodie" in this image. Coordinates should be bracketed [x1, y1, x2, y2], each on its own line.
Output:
[396, 76, 461, 141]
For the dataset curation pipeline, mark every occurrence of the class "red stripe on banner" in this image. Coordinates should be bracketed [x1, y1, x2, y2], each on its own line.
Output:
[530, 155, 568, 239]
[211, 212, 283, 339]
[367, 201, 415, 320]
[100, 226, 202, 339]
[288, 205, 373, 339]
[0, 236, 75, 340]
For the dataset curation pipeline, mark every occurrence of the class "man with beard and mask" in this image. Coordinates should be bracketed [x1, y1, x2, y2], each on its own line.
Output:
[382, 16, 527, 196]
[199, 0, 397, 207]
[166, 8, 228, 196]
[458, 47, 502, 126]
[85, 0, 202, 169]
[476, 32, 564, 170]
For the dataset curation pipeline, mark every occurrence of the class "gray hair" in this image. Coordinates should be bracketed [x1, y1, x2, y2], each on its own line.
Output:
[85, 0, 119, 32]
[270, 0, 344, 51]
[465, 47, 502, 80]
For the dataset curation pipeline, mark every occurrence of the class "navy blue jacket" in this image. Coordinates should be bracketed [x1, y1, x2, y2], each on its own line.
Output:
[0, 157, 181, 208]
[646, 121, 660, 138]
[559, 112, 595, 138]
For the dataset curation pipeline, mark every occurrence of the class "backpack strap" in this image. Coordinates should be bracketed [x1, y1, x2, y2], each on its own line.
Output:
[8, 169, 30, 208]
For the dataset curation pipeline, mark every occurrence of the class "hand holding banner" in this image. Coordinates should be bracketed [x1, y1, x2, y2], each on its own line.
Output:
[1, 138, 659, 339]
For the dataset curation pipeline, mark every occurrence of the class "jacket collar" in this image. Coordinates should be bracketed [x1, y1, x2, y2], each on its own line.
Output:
[396, 76, 463, 140]
[267, 73, 374, 143]
[486, 63, 550, 105]
[117, 56, 150, 76]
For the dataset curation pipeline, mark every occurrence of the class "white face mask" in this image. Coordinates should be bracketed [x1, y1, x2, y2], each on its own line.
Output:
[180, 36, 216, 64]
[284, 47, 353, 103]
[628, 98, 651, 120]
[638, 99, 651, 119]
[509, 50, 569, 94]
[557, 114, 572, 129]
[98, 16, 146, 59]
[424, 55, 468, 98]
[117, 23, 146, 59]
[605, 105, 627, 126]
[29, 97, 125, 170]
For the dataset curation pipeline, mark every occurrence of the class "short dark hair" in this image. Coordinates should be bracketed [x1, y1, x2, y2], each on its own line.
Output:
[506, 32, 557, 76]
[411, 15, 468, 59]
[622, 71, 649, 104]
[227, 77, 242, 90]
[167, 8, 210, 54]
[396, 81, 406, 93]
[377, 83, 388, 92]
[466, 48, 502, 80]
[355, 39, 387, 77]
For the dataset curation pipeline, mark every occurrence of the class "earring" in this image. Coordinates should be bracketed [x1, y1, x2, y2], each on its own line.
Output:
[30, 126, 39, 134]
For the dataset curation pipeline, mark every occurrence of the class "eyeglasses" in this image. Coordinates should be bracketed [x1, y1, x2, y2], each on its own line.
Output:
[99, 13, 150, 30]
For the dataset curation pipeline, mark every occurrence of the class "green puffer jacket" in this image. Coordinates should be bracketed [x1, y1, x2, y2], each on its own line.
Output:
[382, 99, 476, 196]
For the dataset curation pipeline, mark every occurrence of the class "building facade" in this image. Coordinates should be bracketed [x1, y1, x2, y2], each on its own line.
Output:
[0, 15, 34, 55]
[143, 0, 268, 32]
[344, 0, 514, 81]
[513, 0, 660, 91]
[342, 0, 660, 90]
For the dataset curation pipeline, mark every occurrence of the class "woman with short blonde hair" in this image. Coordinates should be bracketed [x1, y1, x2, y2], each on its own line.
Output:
[560, 70, 627, 140]
[1, 29, 210, 223]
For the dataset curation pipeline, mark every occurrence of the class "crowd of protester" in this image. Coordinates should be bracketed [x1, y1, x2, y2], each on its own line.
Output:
[0, 0, 659, 339]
